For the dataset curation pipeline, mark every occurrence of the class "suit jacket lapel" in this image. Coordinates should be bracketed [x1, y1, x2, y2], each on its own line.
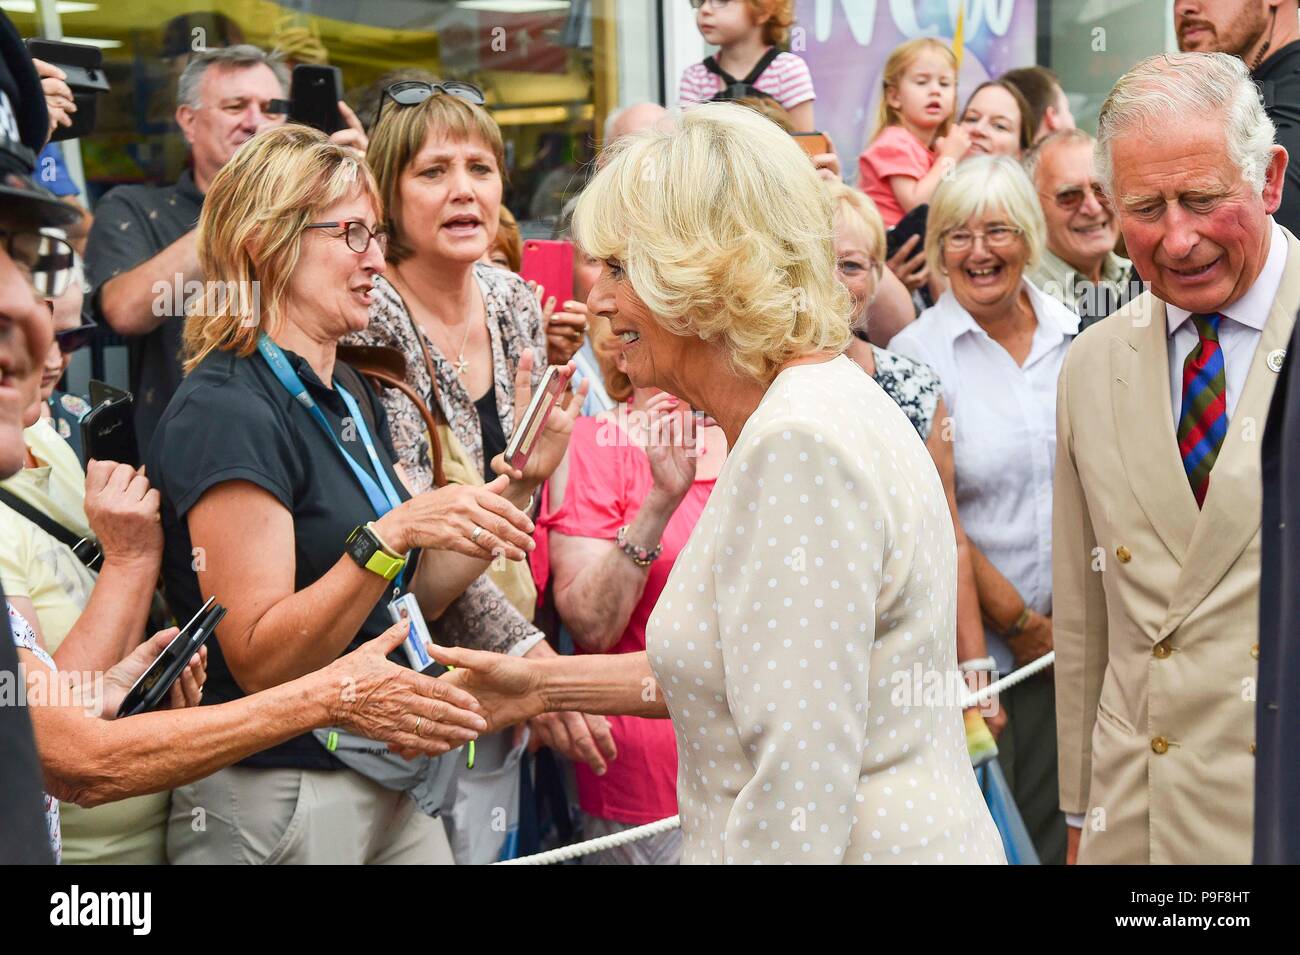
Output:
[1158, 232, 1300, 638]
[1111, 295, 1199, 565]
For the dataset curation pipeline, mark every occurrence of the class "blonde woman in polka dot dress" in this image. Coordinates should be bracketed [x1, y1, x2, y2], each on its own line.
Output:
[432, 104, 1005, 864]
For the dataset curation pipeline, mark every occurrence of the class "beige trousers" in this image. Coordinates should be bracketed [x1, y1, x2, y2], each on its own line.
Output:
[166, 766, 454, 865]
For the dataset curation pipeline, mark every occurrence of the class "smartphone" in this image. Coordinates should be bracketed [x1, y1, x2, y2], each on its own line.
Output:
[505, 365, 570, 472]
[25, 39, 110, 142]
[886, 203, 929, 260]
[791, 131, 832, 158]
[386, 593, 446, 675]
[116, 596, 225, 718]
[289, 64, 345, 135]
[520, 239, 574, 308]
[80, 380, 138, 467]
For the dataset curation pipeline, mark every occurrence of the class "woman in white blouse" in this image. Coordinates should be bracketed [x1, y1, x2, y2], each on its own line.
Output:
[888, 155, 1078, 865]
[427, 104, 1005, 865]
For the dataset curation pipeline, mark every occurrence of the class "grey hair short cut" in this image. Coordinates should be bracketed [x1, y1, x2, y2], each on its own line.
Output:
[177, 45, 289, 109]
[1096, 52, 1276, 196]
[925, 155, 1045, 276]
[1022, 127, 1095, 184]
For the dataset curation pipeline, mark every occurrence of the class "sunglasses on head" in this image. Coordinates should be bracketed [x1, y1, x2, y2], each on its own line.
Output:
[380, 80, 486, 119]
[55, 319, 97, 355]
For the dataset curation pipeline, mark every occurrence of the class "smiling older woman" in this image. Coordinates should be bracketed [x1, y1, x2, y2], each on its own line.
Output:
[889, 154, 1078, 864]
[427, 104, 1005, 865]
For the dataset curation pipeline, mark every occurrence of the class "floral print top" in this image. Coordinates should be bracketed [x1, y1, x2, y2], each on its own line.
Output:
[870, 344, 943, 441]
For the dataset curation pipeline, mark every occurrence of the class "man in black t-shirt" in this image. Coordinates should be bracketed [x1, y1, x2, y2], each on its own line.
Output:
[0, 10, 82, 863]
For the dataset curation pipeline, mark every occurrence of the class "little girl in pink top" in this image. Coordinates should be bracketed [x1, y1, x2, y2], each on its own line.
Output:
[678, 0, 816, 131]
[858, 37, 969, 226]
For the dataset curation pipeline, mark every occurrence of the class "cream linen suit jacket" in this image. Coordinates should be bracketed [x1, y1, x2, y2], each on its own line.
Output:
[1053, 229, 1300, 864]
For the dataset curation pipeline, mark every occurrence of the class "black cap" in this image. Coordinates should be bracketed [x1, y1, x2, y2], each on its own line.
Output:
[0, 12, 79, 227]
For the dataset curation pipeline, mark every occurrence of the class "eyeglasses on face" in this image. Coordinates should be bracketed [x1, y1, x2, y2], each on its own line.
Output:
[1, 229, 77, 298]
[689, 0, 736, 9]
[304, 221, 388, 255]
[55, 320, 98, 355]
[941, 225, 1024, 252]
[1049, 183, 1109, 211]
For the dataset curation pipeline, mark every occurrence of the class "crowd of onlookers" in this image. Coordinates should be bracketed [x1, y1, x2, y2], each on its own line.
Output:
[2, 0, 1299, 865]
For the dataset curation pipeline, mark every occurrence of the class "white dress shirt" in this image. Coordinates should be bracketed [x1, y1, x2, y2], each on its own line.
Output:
[890, 280, 1080, 674]
[1166, 221, 1286, 425]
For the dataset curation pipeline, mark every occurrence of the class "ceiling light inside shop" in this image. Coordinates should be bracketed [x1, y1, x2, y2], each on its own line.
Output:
[0, 2, 99, 13]
[458, 1, 571, 13]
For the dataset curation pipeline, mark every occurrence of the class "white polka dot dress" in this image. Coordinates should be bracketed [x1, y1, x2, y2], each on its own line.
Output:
[647, 355, 1006, 864]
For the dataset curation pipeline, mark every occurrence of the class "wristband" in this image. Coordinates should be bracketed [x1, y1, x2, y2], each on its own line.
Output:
[959, 656, 998, 673]
[1003, 606, 1032, 638]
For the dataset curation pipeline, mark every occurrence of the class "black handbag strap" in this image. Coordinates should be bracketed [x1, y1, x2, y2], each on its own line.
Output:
[0, 487, 103, 571]
[702, 45, 782, 87]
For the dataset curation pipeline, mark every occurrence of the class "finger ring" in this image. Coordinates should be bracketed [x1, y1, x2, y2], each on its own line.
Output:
[471, 525, 483, 543]
[414, 716, 425, 736]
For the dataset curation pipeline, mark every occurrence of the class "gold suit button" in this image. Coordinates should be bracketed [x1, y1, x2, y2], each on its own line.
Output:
[1153, 639, 1172, 659]
[1116, 546, 1132, 563]
[1251, 643, 1260, 660]
[1250, 742, 1257, 755]
[1151, 736, 1169, 754]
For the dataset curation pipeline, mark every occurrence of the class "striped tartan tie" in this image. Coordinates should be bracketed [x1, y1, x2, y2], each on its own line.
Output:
[1176, 312, 1227, 507]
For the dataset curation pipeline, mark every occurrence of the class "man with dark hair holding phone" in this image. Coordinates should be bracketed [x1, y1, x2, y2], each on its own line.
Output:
[83, 45, 367, 457]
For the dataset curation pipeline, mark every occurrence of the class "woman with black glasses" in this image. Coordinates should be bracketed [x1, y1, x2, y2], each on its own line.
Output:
[147, 124, 538, 864]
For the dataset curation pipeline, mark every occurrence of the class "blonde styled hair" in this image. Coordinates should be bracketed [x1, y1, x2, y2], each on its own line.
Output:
[572, 103, 850, 384]
[183, 125, 380, 373]
[367, 91, 506, 264]
[874, 37, 957, 141]
[826, 181, 886, 262]
[925, 154, 1045, 276]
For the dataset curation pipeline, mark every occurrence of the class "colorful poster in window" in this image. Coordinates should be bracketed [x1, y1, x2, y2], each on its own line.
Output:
[794, 0, 1037, 185]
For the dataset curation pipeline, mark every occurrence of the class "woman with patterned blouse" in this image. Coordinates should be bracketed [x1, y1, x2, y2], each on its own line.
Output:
[344, 82, 615, 771]
[828, 181, 1002, 738]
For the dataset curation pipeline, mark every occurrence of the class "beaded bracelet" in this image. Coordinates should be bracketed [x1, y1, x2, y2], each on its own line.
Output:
[616, 525, 662, 568]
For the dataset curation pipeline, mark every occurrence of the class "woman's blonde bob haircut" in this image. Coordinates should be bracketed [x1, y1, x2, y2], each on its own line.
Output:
[367, 91, 506, 264]
[183, 124, 381, 373]
[825, 180, 886, 262]
[572, 103, 851, 384]
[924, 154, 1045, 277]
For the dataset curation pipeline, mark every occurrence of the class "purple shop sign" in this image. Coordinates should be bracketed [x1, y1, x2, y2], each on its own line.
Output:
[793, 0, 1036, 185]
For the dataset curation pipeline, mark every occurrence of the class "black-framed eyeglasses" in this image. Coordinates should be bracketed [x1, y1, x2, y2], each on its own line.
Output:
[55, 319, 98, 355]
[1, 229, 76, 298]
[378, 81, 486, 127]
[304, 220, 388, 255]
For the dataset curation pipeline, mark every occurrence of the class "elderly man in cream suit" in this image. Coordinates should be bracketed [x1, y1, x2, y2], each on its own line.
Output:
[1053, 52, 1297, 864]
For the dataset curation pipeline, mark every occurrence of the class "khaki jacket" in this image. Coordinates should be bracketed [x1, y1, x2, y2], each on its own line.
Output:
[1052, 229, 1300, 864]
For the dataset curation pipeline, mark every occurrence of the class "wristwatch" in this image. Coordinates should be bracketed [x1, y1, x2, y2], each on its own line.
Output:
[345, 523, 406, 581]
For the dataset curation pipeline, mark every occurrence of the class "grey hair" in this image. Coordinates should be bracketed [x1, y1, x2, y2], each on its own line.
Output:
[176, 45, 289, 109]
[1095, 52, 1276, 197]
[1022, 127, 1094, 184]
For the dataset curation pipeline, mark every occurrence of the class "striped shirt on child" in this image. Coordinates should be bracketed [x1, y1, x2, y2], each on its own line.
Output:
[678, 51, 816, 111]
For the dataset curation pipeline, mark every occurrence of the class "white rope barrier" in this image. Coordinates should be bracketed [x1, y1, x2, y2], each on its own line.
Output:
[495, 653, 1056, 865]
[494, 814, 683, 865]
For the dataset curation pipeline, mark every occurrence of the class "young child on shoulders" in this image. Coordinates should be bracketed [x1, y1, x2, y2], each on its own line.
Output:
[678, 0, 816, 132]
[858, 37, 970, 226]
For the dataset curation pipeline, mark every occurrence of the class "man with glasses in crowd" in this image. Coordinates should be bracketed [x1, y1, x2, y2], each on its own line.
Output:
[1024, 129, 1138, 330]
[83, 44, 365, 457]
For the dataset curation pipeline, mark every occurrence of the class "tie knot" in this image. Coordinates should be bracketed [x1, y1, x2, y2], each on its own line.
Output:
[1191, 312, 1222, 341]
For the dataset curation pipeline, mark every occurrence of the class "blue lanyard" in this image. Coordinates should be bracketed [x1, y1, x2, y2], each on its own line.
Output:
[257, 334, 407, 586]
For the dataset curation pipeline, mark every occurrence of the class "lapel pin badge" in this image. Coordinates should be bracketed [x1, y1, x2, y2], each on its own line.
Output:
[1266, 349, 1286, 373]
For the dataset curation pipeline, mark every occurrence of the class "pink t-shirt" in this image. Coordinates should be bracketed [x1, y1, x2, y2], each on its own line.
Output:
[678, 50, 815, 111]
[538, 414, 716, 824]
[858, 125, 935, 227]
